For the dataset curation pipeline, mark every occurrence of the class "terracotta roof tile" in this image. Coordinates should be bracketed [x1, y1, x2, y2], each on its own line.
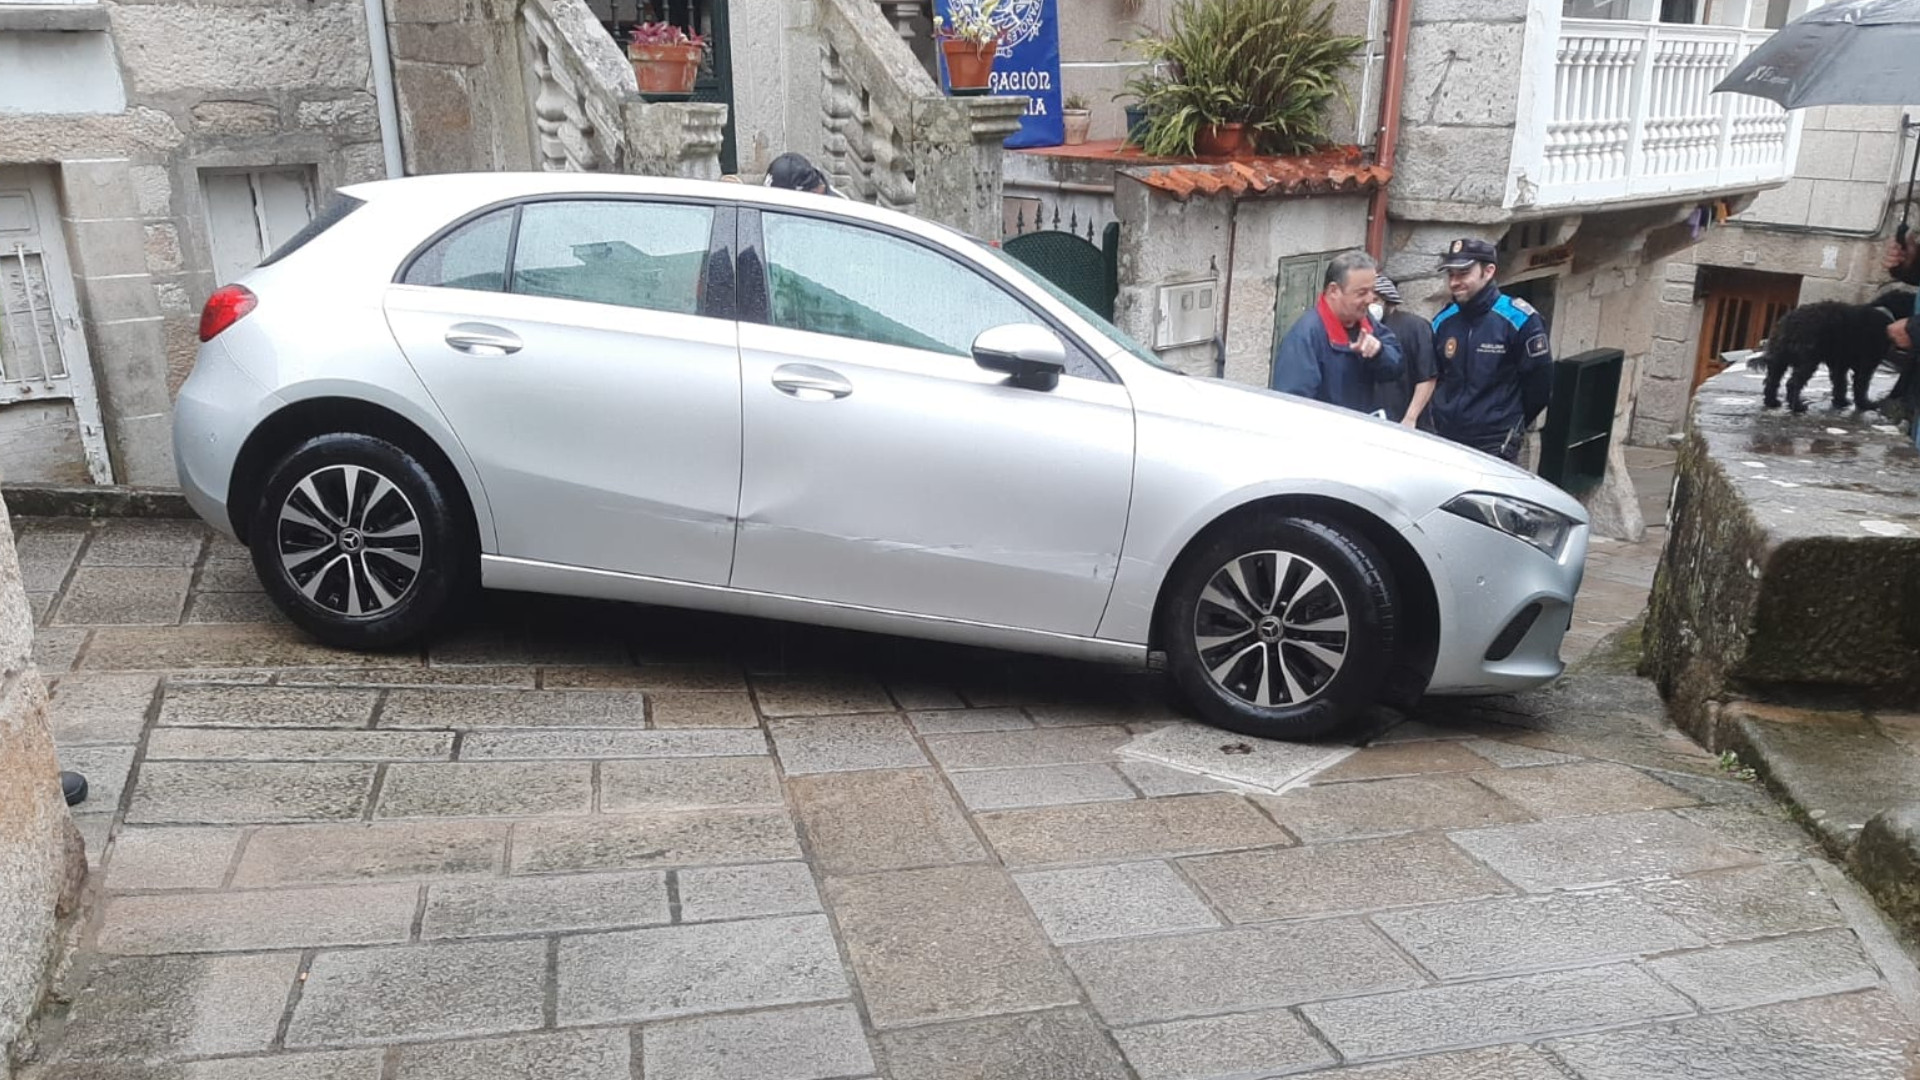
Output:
[1118, 146, 1392, 201]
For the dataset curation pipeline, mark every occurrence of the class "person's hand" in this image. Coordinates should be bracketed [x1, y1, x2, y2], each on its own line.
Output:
[1889, 319, 1913, 351]
[1356, 332, 1381, 359]
[1400, 415, 1420, 430]
[1886, 237, 1918, 274]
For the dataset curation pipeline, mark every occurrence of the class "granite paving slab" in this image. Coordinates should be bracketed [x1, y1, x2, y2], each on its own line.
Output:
[1012, 861, 1220, 944]
[51, 952, 302, 1063]
[286, 939, 548, 1048]
[1301, 964, 1694, 1061]
[1066, 921, 1422, 1025]
[826, 864, 1080, 1029]
[1181, 834, 1512, 922]
[639, 1003, 875, 1080]
[788, 768, 986, 875]
[879, 1008, 1131, 1080]
[1448, 810, 1763, 891]
[556, 915, 847, 1024]
[977, 793, 1291, 867]
[1545, 990, 1919, 1080]
[421, 871, 672, 939]
[387, 1030, 631, 1080]
[95, 883, 421, 955]
[510, 810, 801, 874]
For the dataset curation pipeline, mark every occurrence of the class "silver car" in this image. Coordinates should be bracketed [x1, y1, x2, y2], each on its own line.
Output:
[174, 173, 1587, 740]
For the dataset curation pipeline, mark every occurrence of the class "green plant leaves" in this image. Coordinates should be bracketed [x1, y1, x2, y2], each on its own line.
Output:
[1122, 0, 1363, 157]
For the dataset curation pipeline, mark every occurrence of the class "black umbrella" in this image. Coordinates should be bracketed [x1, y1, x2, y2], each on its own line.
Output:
[1714, 0, 1920, 108]
[1715, 0, 1920, 237]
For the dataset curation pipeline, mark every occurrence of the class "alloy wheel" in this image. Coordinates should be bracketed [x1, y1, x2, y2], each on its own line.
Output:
[1192, 549, 1351, 708]
[276, 464, 424, 618]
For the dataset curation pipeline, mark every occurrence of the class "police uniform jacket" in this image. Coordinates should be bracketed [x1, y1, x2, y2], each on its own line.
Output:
[1428, 282, 1553, 448]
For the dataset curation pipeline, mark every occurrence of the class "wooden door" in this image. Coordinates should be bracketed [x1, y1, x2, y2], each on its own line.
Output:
[1694, 269, 1801, 390]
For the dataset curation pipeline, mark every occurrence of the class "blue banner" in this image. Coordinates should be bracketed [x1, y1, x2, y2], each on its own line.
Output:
[934, 0, 1063, 148]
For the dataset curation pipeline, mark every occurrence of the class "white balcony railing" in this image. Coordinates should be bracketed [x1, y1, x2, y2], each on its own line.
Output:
[1512, 17, 1799, 208]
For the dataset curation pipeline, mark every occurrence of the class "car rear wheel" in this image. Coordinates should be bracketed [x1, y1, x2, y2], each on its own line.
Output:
[1161, 514, 1398, 742]
[249, 433, 467, 649]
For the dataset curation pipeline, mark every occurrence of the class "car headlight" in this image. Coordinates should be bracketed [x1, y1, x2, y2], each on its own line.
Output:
[1442, 492, 1576, 560]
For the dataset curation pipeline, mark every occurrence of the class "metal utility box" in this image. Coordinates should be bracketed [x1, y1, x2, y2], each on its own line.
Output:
[1537, 348, 1624, 496]
[1156, 279, 1217, 349]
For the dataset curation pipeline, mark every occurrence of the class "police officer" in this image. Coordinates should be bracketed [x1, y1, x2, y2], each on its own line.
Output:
[1428, 238, 1553, 463]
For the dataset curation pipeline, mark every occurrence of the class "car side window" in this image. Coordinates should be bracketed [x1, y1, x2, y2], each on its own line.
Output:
[511, 200, 713, 316]
[762, 213, 1044, 359]
[401, 208, 514, 292]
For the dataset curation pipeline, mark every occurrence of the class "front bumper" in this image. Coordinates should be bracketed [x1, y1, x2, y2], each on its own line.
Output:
[1411, 505, 1588, 695]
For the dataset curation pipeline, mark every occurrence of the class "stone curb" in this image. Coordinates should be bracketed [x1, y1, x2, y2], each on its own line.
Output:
[2, 484, 195, 521]
[1717, 704, 1920, 942]
[1851, 805, 1920, 943]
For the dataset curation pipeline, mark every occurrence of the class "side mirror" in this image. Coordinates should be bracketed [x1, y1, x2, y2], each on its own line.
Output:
[973, 323, 1066, 391]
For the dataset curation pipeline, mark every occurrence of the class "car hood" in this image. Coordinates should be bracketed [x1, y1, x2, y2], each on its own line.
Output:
[1153, 373, 1590, 524]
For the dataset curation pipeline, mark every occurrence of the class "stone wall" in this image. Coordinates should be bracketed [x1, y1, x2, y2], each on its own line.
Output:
[386, 0, 537, 174]
[1113, 180, 1370, 382]
[1, 0, 396, 488]
[1385, 0, 1527, 226]
[0, 483, 87, 1075]
[1645, 368, 1920, 745]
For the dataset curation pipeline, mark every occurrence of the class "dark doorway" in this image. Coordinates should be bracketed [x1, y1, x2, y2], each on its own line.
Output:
[1694, 267, 1801, 389]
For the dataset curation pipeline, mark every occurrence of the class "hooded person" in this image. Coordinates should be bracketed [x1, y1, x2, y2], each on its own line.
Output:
[763, 152, 846, 198]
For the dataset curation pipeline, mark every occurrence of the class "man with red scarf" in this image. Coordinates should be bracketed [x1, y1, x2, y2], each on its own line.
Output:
[1270, 250, 1404, 414]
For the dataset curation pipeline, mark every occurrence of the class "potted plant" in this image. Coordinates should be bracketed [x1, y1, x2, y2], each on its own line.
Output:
[628, 22, 706, 98]
[1124, 0, 1362, 158]
[934, 0, 1003, 94]
[1063, 93, 1093, 145]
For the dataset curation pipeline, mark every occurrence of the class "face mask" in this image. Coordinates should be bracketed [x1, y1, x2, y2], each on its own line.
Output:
[1368, 302, 1385, 324]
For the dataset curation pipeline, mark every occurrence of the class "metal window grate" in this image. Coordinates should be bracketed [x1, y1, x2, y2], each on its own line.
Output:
[0, 241, 72, 395]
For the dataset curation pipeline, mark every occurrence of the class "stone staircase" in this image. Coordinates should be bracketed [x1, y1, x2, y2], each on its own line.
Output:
[506, 0, 1023, 238]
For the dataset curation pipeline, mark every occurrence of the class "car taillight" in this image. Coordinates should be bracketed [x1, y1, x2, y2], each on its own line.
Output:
[199, 284, 257, 342]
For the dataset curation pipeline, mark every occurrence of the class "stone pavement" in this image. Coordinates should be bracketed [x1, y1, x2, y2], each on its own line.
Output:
[11, 512, 1920, 1080]
[1562, 445, 1676, 665]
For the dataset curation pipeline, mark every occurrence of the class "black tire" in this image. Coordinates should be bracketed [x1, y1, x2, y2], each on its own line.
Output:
[1160, 513, 1398, 742]
[248, 433, 469, 650]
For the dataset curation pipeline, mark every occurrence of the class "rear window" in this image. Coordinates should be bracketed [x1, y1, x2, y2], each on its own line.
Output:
[259, 193, 363, 268]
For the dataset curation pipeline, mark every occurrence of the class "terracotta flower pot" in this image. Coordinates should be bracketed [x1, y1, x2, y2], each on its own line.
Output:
[1063, 109, 1092, 145]
[1195, 122, 1252, 159]
[941, 39, 997, 93]
[629, 42, 702, 96]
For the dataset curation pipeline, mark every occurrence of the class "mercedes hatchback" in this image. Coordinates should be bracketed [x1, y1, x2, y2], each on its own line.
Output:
[174, 173, 1587, 740]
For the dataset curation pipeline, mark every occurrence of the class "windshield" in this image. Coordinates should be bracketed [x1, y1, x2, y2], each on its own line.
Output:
[977, 242, 1183, 374]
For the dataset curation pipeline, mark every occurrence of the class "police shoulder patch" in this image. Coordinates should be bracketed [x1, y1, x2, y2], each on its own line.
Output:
[1526, 334, 1550, 358]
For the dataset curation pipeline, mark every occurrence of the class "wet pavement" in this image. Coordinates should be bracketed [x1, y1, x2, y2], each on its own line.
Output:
[12, 509, 1920, 1080]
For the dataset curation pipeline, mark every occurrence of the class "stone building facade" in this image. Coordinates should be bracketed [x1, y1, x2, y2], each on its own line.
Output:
[0, 0, 396, 487]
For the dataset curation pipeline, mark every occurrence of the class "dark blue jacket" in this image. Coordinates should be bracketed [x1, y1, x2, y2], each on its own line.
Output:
[1429, 283, 1552, 452]
[1271, 301, 1403, 413]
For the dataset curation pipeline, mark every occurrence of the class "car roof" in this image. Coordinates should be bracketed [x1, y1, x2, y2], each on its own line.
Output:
[339, 172, 974, 245]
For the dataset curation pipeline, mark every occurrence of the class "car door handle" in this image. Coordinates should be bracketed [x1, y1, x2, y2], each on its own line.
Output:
[771, 364, 853, 400]
[445, 323, 523, 356]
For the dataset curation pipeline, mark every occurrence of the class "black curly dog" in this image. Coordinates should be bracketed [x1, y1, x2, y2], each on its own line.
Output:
[1760, 289, 1915, 413]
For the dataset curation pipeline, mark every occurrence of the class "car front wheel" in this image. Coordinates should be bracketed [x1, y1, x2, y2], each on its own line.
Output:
[249, 433, 467, 649]
[1161, 514, 1398, 742]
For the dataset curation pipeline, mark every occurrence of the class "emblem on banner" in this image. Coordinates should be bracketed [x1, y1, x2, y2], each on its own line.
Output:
[991, 0, 1046, 56]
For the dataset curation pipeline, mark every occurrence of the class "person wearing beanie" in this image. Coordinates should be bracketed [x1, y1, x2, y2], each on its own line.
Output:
[1368, 273, 1438, 429]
